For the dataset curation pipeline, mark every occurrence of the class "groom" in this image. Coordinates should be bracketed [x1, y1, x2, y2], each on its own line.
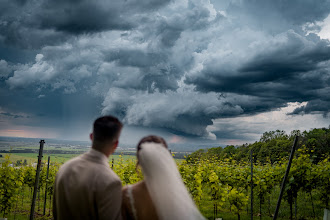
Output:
[53, 115, 123, 220]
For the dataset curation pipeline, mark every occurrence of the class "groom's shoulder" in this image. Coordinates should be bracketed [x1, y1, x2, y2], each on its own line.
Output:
[58, 154, 84, 168]
[55, 155, 84, 177]
[96, 165, 121, 184]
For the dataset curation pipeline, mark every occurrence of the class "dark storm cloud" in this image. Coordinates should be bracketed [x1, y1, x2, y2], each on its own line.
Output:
[37, 1, 134, 34]
[0, 0, 171, 48]
[0, 0, 71, 48]
[185, 30, 330, 116]
[1, 0, 330, 141]
[0, 16, 70, 49]
[240, 34, 330, 78]
[289, 99, 330, 116]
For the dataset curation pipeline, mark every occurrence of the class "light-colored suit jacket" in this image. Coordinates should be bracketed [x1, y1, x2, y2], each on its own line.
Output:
[53, 148, 122, 220]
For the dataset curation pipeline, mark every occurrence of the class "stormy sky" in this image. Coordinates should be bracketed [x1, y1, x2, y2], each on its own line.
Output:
[1, 0, 330, 147]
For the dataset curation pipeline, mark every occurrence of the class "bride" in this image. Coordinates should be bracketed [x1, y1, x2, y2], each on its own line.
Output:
[121, 135, 205, 220]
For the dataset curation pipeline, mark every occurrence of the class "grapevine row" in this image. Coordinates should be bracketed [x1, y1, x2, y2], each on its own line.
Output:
[0, 148, 329, 219]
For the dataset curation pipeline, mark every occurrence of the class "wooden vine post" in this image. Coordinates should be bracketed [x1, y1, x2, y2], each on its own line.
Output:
[29, 140, 45, 220]
[273, 136, 299, 220]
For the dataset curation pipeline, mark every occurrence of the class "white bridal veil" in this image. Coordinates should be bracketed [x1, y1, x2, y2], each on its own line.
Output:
[138, 143, 206, 220]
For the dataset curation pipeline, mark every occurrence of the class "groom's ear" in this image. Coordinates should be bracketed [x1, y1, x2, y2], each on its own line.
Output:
[90, 133, 93, 141]
[113, 140, 119, 149]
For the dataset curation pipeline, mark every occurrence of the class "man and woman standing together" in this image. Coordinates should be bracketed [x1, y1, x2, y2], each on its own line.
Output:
[53, 115, 205, 220]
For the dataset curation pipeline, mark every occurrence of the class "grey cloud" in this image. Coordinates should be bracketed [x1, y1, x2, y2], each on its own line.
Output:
[0, 60, 12, 78]
[211, 125, 259, 143]
[105, 49, 166, 69]
[101, 87, 243, 137]
[264, 0, 330, 24]
[103, 48, 182, 91]
[6, 54, 55, 88]
[289, 99, 330, 116]
[186, 30, 330, 116]
[125, 0, 172, 11]
[227, 0, 330, 33]
[97, 1, 221, 92]
[6, 39, 102, 90]
[2, 23, 71, 49]
[0, 112, 25, 119]
[37, 1, 134, 34]
[166, 0, 221, 31]
[134, 0, 222, 49]
[0, 0, 172, 49]
[159, 27, 182, 48]
[240, 33, 330, 77]
[0, 0, 71, 48]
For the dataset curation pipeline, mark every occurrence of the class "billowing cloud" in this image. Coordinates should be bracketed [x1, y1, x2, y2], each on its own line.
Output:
[7, 54, 55, 88]
[102, 87, 243, 137]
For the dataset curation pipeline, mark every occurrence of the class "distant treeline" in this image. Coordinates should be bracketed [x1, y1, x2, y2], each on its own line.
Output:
[0, 149, 188, 159]
[0, 149, 130, 155]
[0, 149, 86, 154]
[187, 127, 330, 164]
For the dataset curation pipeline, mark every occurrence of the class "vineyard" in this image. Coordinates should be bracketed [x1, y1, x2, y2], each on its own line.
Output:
[0, 145, 329, 219]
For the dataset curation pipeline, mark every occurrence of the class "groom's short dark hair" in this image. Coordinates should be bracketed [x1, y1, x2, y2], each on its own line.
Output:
[93, 115, 123, 147]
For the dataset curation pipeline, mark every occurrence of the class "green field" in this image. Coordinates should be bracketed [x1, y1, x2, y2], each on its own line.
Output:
[0, 152, 136, 165]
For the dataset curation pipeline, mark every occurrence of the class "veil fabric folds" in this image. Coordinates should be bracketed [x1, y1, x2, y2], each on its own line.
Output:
[138, 143, 206, 220]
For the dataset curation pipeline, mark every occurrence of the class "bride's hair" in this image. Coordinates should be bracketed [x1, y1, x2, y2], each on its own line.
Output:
[136, 135, 168, 169]
[137, 135, 168, 151]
